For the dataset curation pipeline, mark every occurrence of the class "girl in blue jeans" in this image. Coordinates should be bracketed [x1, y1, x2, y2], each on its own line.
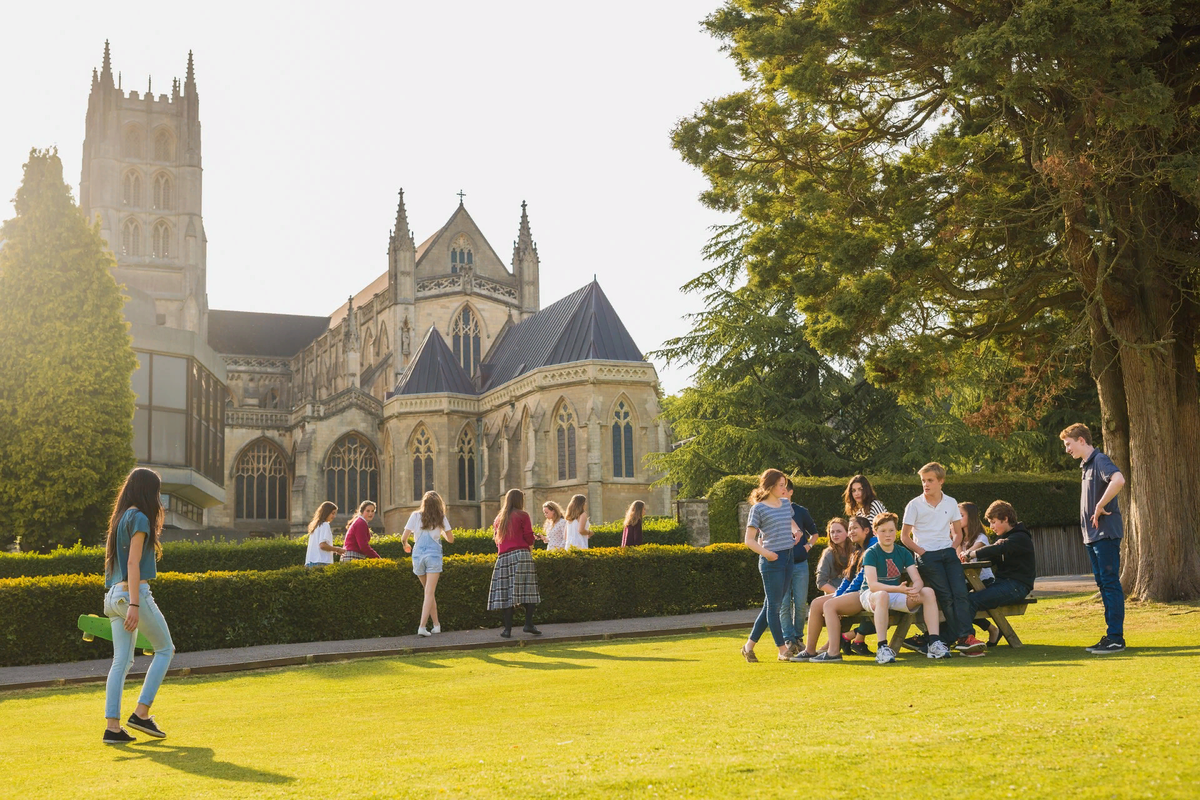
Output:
[102, 468, 175, 744]
[741, 469, 802, 663]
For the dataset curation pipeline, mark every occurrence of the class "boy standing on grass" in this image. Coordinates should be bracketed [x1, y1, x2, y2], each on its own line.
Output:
[900, 463, 987, 656]
[1060, 423, 1127, 654]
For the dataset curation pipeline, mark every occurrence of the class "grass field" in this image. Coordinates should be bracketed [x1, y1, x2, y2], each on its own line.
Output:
[3, 595, 1199, 799]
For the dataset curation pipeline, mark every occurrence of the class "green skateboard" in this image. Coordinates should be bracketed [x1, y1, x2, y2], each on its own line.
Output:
[77, 614, 155, 655]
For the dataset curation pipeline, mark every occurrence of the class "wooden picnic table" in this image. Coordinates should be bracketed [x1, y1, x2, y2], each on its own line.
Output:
[961, 559, 1030, 647]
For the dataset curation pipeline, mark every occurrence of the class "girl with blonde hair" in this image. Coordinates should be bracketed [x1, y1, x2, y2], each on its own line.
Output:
[403, 491, 455, 636]
[541, 500, 567, 551]
[564, 493, 592, 550]
[621, 500, 646, 547]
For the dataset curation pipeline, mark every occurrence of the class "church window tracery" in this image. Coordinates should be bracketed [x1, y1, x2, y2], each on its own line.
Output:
[124, 127, 143, 159]
[325, 433, 379, 513]
[152, 221, 171, 258]
[154, 130, 173, 161]
[122, 172, 141, 206]
[456, 425, 476, 501]
[451, 305, 481, 376]
[411, 425, 435, 501]
[121, 218, 141, 256]
[153, 173, 172, 210]
[555, 401, 578, 481]
[449, 235, 474, 274]
[234, 439, 289, 520]
[612, 399, 635, 478]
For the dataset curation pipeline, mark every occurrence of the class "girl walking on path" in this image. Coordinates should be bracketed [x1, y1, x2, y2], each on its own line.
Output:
[621, 501, 646, 547]
[341, 501, 380, 560]
[102, 468, 175, 744]
[305, 502, 344, 567]
[564, 494, 592, 550]
[541, 501, 567, 551]
[403, 491, 455, 636]
[740, 469, 802, 663]
[488, 489, 543, 638]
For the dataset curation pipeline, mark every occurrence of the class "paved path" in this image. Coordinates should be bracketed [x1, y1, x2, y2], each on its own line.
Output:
[1031, 574, 1095, 597]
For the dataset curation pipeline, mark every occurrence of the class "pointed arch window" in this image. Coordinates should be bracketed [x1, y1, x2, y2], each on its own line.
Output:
[555, 402, 578, 481]
[153, 173, 172, 210]
[451, 306, 481, 376]
[122, 172, 141, 207]
[124, 128, 143, 159]
[456, 426, 476, 502]
[121, 219, 141, 256]
[450, 247, 473, 274]
[325, 434, 379, 513]
[152, 221, 171, 258]
[411, 426, 434, 501]
[612, 399, 635, 478]
[154, 130, 173, 161]
[234, 440, 289, 520]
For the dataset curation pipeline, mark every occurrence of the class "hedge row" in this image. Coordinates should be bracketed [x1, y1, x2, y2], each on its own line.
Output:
[0, 544, 761, 667]
[0, 517, 688, 580]
[706, 472, 1080, 543]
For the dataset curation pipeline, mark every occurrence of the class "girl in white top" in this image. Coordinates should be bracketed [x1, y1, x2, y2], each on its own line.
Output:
[305, 502, 344, 566]
[541, 501, 567, 551]
[403, 491, 455, 636]
[564, 494, 591, 550]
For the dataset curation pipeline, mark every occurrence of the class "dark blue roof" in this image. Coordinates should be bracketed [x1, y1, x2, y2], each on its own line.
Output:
[394, 327, 477, 396]
[208, 309, 329, 357]
[478, 281, 644, 391]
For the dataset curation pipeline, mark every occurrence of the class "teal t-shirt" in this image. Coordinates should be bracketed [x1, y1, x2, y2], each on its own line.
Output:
[104, 508, 158, 588]
[862, 542, 915, 588]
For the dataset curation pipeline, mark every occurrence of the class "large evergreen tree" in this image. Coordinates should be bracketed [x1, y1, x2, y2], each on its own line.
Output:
[675, 1, 1200, 600]
[0, 149, 136, 552]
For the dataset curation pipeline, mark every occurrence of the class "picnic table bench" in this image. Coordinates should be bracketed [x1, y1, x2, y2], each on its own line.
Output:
[844, 561, 1035, 649]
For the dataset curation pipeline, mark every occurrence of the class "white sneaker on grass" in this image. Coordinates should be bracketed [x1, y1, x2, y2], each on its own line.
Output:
[876, 645, 897, 665]
[927, 640, 952, 660]
[417, 627, 431, 637]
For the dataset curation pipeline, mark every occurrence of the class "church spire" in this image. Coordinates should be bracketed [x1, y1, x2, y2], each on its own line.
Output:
[345, 294, 360, 350]
[512, 200, 536, 263]
[100, 40, 114, 88]
[185, 50, 195, 89]
[392, 188, 413, 250]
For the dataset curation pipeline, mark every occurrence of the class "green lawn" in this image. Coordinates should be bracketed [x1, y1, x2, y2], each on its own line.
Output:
[4, 595, 1199, 799]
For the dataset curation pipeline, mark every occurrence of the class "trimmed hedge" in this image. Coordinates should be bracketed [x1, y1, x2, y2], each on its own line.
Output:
[706, 472, 1079, 543]
[0, 543, 757, 667]
[0, 517, 688, 580]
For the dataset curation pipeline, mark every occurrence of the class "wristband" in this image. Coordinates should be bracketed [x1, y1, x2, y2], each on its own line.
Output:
[129, 603, 140, 607]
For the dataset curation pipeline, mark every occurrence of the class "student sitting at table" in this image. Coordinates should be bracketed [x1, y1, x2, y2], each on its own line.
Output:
[860, 512, 944, 664]
[968, 500, 1037, 647]
[790, 514, 875, 662]
[957, 501, 995, 639]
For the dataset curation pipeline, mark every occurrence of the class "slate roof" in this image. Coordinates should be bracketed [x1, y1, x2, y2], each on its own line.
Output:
[478, 280, 644, 391]
[394, 327, 478, 396]
[208, 310, 329, 357]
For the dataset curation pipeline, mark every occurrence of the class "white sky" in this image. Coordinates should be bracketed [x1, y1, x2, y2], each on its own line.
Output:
[0, 1, 744, 395]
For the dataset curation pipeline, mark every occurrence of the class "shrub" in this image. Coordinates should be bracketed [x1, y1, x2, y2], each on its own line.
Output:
[0, 519, 689, 580]
[0, 543, 758, 667]
[707, 472, 1079, 543]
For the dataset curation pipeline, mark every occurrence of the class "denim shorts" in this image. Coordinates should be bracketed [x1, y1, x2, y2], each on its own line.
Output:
[412, 551, 443, 575]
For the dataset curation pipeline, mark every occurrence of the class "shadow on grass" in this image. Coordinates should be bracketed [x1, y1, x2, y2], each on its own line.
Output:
[114, 741, 294, 784]
[461, 642, 695, 672]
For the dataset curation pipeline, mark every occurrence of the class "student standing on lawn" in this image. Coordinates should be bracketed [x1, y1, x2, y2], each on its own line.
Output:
[1061, 423, 1127, 654]
[102, 468, 175, 744]
[740, 469, 803, 663]
[305, 502, 344, 567]
[780, 479, 819, 657]
[488, 489, 542, 638]
[900, 463, 987, 656]
[621, 500, 646, 547]
[564, 494, 592, 550]
[403, 491, 455, 637]
[341, 501, 380, 561]
[861, 513, 943, 664]
[969, 501, 1037, 647]
[541, 501, 567, 551]
[815, 517, 851, 594]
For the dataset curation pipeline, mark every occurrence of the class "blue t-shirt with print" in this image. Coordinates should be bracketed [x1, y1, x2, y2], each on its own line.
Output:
[104, 508, 158, 588]
[1081, 450, 1124, 544]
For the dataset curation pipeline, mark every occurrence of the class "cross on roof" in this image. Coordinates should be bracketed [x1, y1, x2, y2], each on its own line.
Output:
[457, 189, 466, 205]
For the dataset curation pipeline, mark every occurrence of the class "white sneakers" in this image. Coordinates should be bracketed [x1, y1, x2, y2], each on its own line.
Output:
[927, 640, 952, 659]
[876, 644, 897, 665]
[432, 625, 441, 634]
[417, 627, 431, 637]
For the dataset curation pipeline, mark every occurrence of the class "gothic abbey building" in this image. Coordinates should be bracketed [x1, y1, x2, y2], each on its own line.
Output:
[80, 44, 671, 533]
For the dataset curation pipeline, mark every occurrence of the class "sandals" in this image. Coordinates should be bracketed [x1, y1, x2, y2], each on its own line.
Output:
[740, 644, 759, 663]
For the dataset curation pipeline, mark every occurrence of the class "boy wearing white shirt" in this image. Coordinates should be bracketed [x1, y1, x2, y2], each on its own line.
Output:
[900, 462, 986, 656]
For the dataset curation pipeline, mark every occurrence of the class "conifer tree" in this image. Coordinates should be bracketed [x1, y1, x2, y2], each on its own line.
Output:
[0, 149, 136, 552]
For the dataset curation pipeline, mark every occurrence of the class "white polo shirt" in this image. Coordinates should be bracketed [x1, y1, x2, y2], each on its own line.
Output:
[902, 492, 961, 552]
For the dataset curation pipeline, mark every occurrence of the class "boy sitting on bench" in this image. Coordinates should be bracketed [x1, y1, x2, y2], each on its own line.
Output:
[862, 512, 948, 663]
[969, 501, 1037, 646]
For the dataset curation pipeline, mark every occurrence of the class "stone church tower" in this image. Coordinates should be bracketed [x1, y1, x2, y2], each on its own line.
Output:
[80, 41, 208, 335]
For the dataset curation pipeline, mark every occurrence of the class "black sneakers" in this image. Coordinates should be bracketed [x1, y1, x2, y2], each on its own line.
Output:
[849, 641, 873, 657]
[102, 727, 136, 745]
[126, 713, 167, 738]
[523, 625, 542, 636]
[902, 634, 929, 655]
[1086, 636, 1127, 654]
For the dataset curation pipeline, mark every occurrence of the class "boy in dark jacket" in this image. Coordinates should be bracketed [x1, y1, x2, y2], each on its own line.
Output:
[969, 500, 1036, 645]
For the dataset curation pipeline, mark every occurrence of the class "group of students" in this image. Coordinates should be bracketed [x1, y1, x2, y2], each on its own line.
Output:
[740, 465, 1040, 664]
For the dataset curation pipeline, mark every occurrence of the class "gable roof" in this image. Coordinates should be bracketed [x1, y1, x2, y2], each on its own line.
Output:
[208, 309, 329, 357]
[414, 203, 508, 275]
[394, 326, 478, 396]
[478, 280, 644, 391]
[329, 272, 388, 328]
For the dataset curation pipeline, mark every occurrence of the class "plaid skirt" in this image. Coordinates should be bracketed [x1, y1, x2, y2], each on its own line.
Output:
[487, 548, 541, 610]
[340, 550, 368, 561]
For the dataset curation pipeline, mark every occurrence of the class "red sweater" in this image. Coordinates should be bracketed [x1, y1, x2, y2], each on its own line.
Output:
[344, 516, 379, 558]
[495, 510, 535, 555]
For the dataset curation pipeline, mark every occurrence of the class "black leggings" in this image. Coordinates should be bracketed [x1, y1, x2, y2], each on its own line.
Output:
[501, 603, 537, 630]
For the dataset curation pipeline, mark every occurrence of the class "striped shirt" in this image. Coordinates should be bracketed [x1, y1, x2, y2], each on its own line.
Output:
[748, 500, 795, 552]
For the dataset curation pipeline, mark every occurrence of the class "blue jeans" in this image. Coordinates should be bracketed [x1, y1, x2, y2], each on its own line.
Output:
[104, 583, 175, 719]
[749, 550, 793, 647]
[1086, 537, 1125, 640]
[969, 577, 1032, 615]
[916, 547, 972, 642]
[780, 560, 810, 643]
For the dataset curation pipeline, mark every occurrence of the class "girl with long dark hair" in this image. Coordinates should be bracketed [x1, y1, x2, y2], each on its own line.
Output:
[843, 474, 887, 519]
[305, 501, 344, 566]
[101, 468, 175, 744]
[341, 500, 380, 560]
[488, 489, 542, 638]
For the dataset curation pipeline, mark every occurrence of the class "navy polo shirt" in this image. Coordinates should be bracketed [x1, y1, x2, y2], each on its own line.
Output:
[1080, 449, 1124, 544]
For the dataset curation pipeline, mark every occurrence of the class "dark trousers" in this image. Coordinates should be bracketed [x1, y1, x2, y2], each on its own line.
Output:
[749, 550, 793, 647]
[1086, 537, 1125, 640]
[917, 547, 972, 642]
[969, 577, 1032, 617]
